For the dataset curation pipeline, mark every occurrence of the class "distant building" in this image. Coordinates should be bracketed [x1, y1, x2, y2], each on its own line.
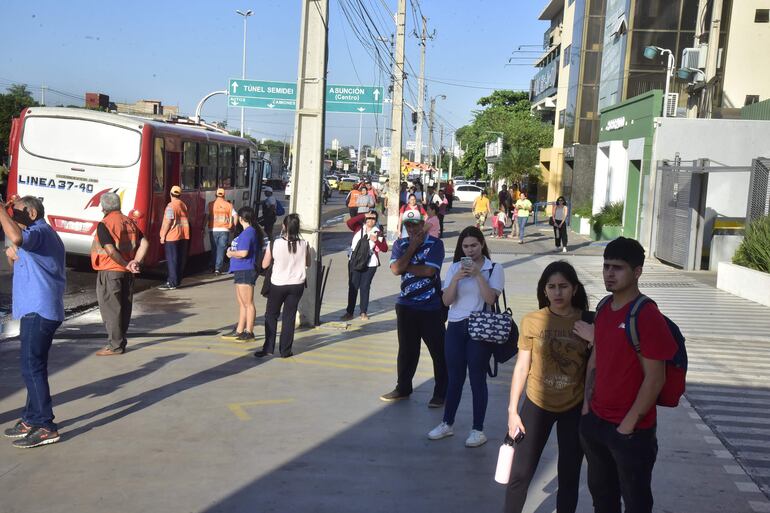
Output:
[114, 99, 179, 119]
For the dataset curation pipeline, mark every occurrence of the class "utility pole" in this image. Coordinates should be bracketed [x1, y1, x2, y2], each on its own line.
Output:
[427, 97, 436, 167]
[437, 123, 444, 187]
[414, 16, 434, 164]
[702, 0, 723, 119]
[386, 0, 406, 243]
[291, 0, 329, 327]
[448, 132, 455, 179]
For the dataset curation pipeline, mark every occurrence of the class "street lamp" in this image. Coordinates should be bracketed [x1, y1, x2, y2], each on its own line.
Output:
[236, 9, 253, 137]
[643, 46, 675, 117]
[676, 67, 706, 82]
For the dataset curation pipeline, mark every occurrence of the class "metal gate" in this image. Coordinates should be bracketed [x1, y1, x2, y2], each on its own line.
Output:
[747, 158, 770, 222]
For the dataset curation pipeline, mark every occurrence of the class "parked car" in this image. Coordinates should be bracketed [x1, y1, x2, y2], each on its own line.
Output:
[338, 177, 358, 194]
[454, 184, 484, 202]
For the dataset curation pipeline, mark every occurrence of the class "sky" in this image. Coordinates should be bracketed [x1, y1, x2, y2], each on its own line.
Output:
[1, 0, 547, 151]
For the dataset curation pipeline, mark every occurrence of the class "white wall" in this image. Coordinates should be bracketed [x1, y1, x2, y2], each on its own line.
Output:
[592, 140, 629, 214]
[645, 118, 770, 252]
[722, 1, 770, 107]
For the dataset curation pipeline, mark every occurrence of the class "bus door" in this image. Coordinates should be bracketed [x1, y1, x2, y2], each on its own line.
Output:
[250, 158, 263, 215]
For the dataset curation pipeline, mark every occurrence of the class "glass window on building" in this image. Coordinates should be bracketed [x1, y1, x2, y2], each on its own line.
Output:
[153, 138, 164, 192]
[181, 141, 197, 191]
[558, 109, 566, 129]
[219, 145, 234, 188]
[563, 45, 571, 67]
[634, 0, 681, 31]
[756, 9, 769, 23]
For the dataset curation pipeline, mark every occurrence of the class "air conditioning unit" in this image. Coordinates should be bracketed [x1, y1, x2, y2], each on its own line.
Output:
[681, 46, 707, 69]
[665, 93, 679, 117]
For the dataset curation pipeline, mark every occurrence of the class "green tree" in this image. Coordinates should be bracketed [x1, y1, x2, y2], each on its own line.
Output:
[0, 84, 38, 163]
[456, 90, 551, 183]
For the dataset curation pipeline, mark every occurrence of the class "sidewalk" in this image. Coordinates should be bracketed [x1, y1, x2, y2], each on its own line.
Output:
[0, 207, 769, 513]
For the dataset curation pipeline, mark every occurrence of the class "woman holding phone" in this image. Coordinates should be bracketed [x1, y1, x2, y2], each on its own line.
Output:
[427, 226, 504, 448]
[504, 261, 591, 513]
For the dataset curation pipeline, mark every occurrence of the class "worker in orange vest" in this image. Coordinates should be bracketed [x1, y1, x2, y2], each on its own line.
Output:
[91, 192, 149, 356]
[207, 188, 237, 275]
[347, 186, 362, 218]
[158, 185, 190, 290]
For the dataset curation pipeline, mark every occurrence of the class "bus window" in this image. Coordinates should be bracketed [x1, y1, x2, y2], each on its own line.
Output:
[153, 138, 165, 192]
[182, 141, 197, 190]
[236, 147, 249, 187]
[219, 145, 234, 188]
[199, 143, 216, 190]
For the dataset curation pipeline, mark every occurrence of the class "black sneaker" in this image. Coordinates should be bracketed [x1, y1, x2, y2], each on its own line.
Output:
[4, 420, 32, 439]
[12, 427, 60, 448]
[157, 283, 177, 291]
[428, 396, 445, 409]
[379, 388, 410, 402]
[236, 331, 255, 342]
[254, 350, 272, 358]
[220, 330, 241, 341]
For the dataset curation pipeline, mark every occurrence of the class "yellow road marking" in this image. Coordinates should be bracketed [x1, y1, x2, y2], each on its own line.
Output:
[228, 399, 295, 420]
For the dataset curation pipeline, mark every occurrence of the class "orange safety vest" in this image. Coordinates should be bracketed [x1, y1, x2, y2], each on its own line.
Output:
[163, 198, 190, 241]
[348, 189, 361, 207]
[91, 211, 140, 272]
[208, 198, 233, 230]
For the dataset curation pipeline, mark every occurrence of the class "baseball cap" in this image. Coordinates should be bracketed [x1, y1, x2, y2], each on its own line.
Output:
[216, 188, 225, 197]
[170, 185, 182, 196]
[263, 186, 273, 193]
[401, 210, 423, 224]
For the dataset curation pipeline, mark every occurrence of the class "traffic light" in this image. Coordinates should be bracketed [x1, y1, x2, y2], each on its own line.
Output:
[411, 111, 419, 125]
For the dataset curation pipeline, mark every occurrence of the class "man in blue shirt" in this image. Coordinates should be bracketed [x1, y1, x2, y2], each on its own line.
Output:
[380, 213, 447, 408]
[1, 195, 66, 448]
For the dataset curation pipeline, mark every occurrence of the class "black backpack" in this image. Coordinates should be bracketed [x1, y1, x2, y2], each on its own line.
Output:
[350, 229, 372, 272]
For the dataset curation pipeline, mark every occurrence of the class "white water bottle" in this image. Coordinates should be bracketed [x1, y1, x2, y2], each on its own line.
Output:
[494, 429, 521, 484]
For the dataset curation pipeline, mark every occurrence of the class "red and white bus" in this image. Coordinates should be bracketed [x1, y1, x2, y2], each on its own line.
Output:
[7, 107, 264, 267]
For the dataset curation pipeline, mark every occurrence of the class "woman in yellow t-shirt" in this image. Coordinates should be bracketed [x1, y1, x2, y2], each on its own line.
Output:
[472, 190, 492, 230]
[504, 261, 591, 513]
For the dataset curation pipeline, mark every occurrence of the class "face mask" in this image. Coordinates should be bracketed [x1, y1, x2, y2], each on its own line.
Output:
[12, 207, 34, 227]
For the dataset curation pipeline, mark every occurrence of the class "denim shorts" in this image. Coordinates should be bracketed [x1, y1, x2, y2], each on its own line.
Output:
[233, 269, 258, 285]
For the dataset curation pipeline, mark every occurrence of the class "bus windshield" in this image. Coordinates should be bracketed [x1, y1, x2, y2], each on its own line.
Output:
[21, 116, 142, 168]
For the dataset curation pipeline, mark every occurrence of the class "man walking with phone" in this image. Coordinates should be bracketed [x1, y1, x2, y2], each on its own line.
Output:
[577, 237, 677, 513]
[380, 211, 447, 408]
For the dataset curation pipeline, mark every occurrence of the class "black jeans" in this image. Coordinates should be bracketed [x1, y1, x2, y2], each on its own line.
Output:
[263, 283, 305, 357]
[553, 222, 568, 248]
[505, 397, 584, 513]
[395, 304, 447, 399]
[346, 264, 377, 315]
[438, 214, 445, 237]
[579, 410, 658, 513]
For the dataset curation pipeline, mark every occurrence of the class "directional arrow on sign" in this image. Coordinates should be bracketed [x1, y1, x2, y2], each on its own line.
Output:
[357, 107, 366, 112]
[373, 89, 380, 101]
[231, 81, 239, 93]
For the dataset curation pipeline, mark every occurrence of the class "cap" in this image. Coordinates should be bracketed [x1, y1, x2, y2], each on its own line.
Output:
[216, 188, 225, 197]
[170, 185, 182, 196]
[263, 186, 273, 193]
[401, 210, 423, 224]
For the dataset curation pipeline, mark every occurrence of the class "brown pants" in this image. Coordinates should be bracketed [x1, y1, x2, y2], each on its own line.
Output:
[97, 270, 134, 350]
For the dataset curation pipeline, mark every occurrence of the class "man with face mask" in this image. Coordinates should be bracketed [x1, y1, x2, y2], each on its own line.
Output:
[91, 193, 150, 356]
[0, 195, 66, 448]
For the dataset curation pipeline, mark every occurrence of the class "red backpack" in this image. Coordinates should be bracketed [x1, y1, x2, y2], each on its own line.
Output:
[596, 294, 687, 407]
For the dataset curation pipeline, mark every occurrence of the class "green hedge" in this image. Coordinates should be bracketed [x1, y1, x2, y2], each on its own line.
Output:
[733, 215, 770, 274]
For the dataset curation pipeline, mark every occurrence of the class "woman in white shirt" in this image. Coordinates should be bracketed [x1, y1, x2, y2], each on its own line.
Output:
[255, 213, 309, 358]
[552, 196, 569, 253]
[428, 226, 505, 448]
[341, 210, 388, 321]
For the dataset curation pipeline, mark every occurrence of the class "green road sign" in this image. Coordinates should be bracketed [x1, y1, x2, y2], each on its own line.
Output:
[228, 79, 383, 114]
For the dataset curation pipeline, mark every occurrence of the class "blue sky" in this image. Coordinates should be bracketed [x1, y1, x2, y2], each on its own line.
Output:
[1, 0, 547, 149]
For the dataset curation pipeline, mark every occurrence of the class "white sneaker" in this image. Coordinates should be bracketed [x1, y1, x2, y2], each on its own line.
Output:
[562, 247, 567, 253]
[428, 422, 454, 440]
[465, 429, 487, 448]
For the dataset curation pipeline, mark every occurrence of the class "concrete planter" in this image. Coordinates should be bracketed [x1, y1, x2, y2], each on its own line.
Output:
[571, 215, 592, 235]
[717, 262, 770, 307]
[591, 224, 623, 241]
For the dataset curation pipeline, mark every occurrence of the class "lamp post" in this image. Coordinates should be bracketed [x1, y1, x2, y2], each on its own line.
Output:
[643, 46, 675, 117]
[236, 9, 253, 137]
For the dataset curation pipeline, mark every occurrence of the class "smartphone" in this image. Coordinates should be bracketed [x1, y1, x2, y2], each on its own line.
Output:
[460, 256, 473, 268]
[513, 429, 525, 444]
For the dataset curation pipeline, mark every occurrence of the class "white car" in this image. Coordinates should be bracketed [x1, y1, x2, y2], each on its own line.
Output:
[454, 184, 484, 202]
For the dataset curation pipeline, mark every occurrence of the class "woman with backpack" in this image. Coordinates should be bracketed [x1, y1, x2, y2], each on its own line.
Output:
[341, 210, 388, 322]
[427, 226, 505, 449]
[255, 213, 309, 359]
[503, 260, 591, 513]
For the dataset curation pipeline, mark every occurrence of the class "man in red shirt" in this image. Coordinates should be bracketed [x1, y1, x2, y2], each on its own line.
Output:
[577, 237, 676, 513]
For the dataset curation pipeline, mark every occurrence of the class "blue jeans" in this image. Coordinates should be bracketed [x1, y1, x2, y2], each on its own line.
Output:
[518, 216, 528, 242]
[19, 313, 61, 431]
[209, 231, 229, 271]
[443, 319, 495, 431]
[164, 239, 189, 287]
